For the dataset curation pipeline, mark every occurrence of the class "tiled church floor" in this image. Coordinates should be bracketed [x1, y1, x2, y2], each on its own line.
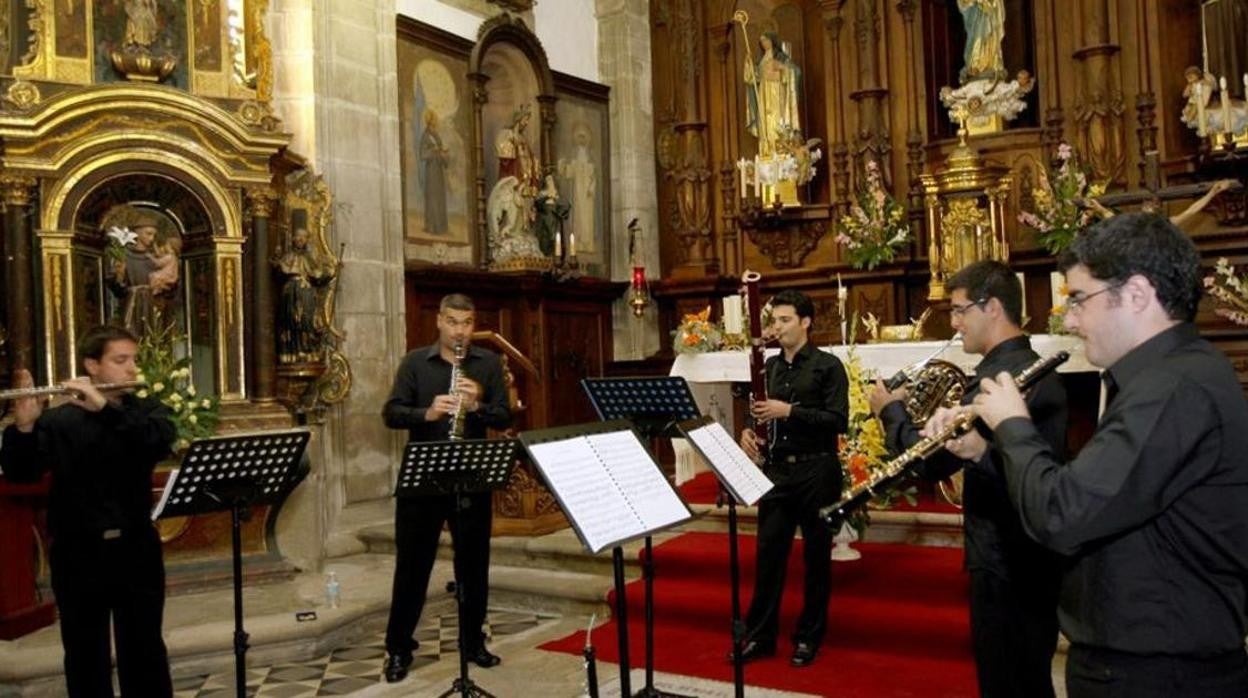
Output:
[172, 609, 560, 697]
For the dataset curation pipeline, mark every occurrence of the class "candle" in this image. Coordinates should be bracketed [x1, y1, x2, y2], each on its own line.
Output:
[569, 232, 576, 256]
[1196, 82, 1207, 137]
[722, 296, 743, 334]
[555, 230, 562, 258]
[1050, 271, 1065, 314]
[1016, 272, 1027, 325]
[738, 158, 748, 198]
[1222, 76, 1234, 134]
[753, 155, 761, 190]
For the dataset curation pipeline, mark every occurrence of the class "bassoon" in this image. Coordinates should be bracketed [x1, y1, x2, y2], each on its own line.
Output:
[819, 350, 1070, 526]
[742, 270, 770, 455]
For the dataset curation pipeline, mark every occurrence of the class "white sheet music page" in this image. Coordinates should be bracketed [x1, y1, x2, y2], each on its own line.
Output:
[685, 421, 774, 506]
[527, 437, 642, 553]
[151, 468, 180, 521]
[583, 431, 690, 531]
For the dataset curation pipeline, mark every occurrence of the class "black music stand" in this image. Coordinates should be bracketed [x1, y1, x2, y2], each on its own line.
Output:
[396, 438, 518, 698]
[675, 416, 774, 698]
[518, 420, 693, 698]
[153, 428, 312, 698]
[581, 377, 700, 698]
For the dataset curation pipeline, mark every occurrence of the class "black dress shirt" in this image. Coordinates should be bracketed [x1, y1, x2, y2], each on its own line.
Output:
[995, 323, 1248, 656]
[0, 395, 175, 540]
[382, 343, 511, 442]
[764, 342, 849, 471]
[881, 335, 1068, 578]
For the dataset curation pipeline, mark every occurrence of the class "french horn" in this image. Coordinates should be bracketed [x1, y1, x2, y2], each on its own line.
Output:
[900, 360, 969, 508]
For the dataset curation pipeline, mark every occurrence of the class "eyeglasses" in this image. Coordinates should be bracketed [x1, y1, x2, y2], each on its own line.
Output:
[949, 298, 989, 317]
[1066, 284, 1121, 313]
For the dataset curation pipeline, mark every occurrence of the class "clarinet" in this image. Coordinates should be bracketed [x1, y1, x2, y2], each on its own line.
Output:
[741, 270, 769, 455]
[448, 342, 467, 440]
[819, 351, 1070, 525]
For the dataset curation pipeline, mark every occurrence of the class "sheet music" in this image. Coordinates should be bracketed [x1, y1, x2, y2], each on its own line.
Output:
[684, 421, 774, 506]
[151, 468, 180, 521]
[527, 430, 691, 553]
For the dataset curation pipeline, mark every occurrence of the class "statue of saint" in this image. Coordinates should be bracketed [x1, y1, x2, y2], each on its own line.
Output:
[957, 0, 1007, 83]
[273, 228, 335, 363]
[124, 0, 160, 48]
[109, 215, 180, 337]
[419, 109, 450, 235]
[494, 104, 541, 198]
[744, 32, 802, 156]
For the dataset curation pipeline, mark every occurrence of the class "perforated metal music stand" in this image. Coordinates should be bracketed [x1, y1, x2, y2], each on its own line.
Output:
[580, 377, 700, 698]
[154, 428, 311, 698]
[396, 438, 518, 698]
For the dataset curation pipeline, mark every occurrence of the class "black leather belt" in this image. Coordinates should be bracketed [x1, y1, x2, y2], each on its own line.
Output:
[774, 452, 832, 464]
[102, 528, 123, 540]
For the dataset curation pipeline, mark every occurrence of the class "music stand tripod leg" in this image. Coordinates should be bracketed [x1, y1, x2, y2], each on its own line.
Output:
[437, 489, 495, 698]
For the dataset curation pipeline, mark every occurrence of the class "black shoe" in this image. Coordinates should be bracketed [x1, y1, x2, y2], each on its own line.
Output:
[728, 639, 775, 663]
[467, 646, 502, 668]
[383, 652, 413, 683]
[790, 642, 818, 667]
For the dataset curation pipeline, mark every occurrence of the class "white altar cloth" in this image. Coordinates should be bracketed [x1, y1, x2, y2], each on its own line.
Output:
[667, 335, 1092, 484]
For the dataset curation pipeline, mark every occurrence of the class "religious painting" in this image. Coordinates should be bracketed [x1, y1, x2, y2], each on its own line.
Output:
[55, 0, 90, 59]
[92, 0, 189, 87]
[553, 74, 611, 276]
[192, 0, 223, 72]
[398, 19, 475, 263]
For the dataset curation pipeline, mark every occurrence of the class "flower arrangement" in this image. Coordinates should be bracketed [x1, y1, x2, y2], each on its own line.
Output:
[838, 329, 917, 534]
[1204, 258, 1248, 326]
[835, 160, 910, 270]
[1017, 143, 1105, 255]
[671, 307, 722, 354]
[134, 319, 220, 451]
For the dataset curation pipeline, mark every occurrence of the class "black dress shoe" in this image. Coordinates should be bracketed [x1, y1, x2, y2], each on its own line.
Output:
[727, 640, 775, 663]
[790, 641, 818, 667]
[467, 646, 502, 668]
[383, 652, 413, 683]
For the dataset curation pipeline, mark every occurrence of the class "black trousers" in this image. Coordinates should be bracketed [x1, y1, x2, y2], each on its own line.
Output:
[743, 464, 839, 649]
[50, 527, 172, 698]
[385, 492, 493, 656]
[1066, 644, 1248, 698]
[969, 569, 1058, 698]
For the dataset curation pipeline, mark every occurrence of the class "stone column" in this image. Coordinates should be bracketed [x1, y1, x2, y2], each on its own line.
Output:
[246, 187, 278, 401]
[596, 0, 660, 360]
[1, 175, 38, 378]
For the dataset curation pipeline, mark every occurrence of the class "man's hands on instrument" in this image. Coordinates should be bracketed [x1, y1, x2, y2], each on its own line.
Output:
[11, 369, 41, 432]
[425, 394, 459, 421]
[739, 428, 763, 465]
[923, 405, 988, 462]
[750, 398, 791, 423]
[972, 371, 1030, 429]
[868, 378, 906, 417]
[455, 376, 482, 412]
[62, 377, 107, 413]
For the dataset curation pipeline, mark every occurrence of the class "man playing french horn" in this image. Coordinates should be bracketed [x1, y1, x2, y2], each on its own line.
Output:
[868, 260, 1068, 698]
[379, 293, 511, 683]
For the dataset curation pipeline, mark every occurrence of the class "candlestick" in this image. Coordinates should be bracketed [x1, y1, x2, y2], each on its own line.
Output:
[555, 230, 562, 259]
[1016, 272, 1027, 326]
[837, 273, 848, 345]
[1222, 76, 1234, 135]
[569, 232, 576, 257]
[1196, 82, 1207, 137]
[753, 155, 761, 190]
[738, 158, 747, 198]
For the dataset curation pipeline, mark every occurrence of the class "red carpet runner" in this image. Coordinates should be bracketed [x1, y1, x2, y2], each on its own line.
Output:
[540, 531, 975, 697]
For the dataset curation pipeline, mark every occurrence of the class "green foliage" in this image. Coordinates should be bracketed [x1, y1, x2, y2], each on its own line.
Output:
[134, 319, 219, 451]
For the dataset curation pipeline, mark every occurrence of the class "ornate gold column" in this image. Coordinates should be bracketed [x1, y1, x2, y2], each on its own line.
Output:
[246, 187, 278, 402]
[215, 235, 247, 401]
[897, 0, 924, 214]
[469, 73, 491, 269]
[35, 230, 75, 382]
[851, 0, 891, 180]
[821, 0, 851, 210]
[2, 175, 38, 378]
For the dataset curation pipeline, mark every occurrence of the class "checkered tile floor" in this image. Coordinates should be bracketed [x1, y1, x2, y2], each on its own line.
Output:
[173, 610, 559, 697]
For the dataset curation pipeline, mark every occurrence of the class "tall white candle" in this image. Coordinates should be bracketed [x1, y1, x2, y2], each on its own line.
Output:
[1196, 82, 1207, 137]
[723, 296, 743, 334]
[569, 232, 576, 256]
[1016, 272, 1027, 324]
[738, 158, 748, 198]
[1222, 76, 1234, 134]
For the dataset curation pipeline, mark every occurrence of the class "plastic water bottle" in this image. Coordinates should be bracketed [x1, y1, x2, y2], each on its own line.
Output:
[325, 571, 341, 609]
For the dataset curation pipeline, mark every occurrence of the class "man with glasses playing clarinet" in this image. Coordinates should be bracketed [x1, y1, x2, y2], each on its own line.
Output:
[379, 293, 511, 684]
[0, 325, 176, 697]
[869, 260, 1068, 698]
[737, 289, 849, 668]
[953, 213, 1248, 697]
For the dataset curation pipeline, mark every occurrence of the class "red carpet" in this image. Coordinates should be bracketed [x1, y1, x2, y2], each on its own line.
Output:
[540, 532, 975, 697]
